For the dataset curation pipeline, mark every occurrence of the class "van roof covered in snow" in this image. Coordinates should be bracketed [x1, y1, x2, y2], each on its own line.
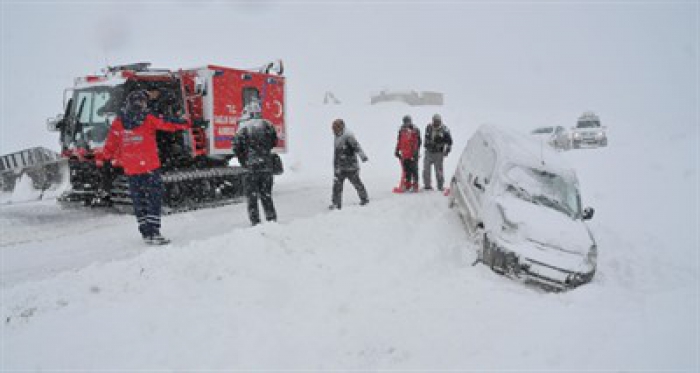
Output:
[477, 123, 577, 180]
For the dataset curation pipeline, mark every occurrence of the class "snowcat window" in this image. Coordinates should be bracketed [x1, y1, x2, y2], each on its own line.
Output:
[93, 91, 110, 123]
[243, 87, 260, 108]
[76, 92, 93, 125]
[533, 127, 553, 134]
[67, 87, 118, 147]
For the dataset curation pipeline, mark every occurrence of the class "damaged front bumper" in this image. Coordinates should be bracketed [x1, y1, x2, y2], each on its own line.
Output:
[482, 235, 596, 290]
[519, 258, 595, 290]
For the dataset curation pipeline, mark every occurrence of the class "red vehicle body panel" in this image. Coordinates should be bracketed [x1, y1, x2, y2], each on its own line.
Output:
[207, 65, 286, 154]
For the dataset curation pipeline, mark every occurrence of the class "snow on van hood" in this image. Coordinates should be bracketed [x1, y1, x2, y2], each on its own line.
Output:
[493, 194, 593, 257]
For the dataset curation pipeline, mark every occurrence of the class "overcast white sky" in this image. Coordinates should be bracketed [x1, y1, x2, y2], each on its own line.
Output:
[1, 0, 697, 154]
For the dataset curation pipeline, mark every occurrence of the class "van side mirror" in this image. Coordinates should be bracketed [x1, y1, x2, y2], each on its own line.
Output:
[582, 207, 595, 220]
[473, 177, 484, 191]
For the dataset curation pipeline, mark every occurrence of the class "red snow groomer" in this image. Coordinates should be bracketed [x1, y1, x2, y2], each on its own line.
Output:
[47, 61, 286, 213]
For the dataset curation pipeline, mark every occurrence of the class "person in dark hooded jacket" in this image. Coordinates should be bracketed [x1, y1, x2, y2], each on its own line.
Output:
[423, 113, 452, 190]
[330, 118, 369, 209]
[232, 100, 279, 226]
[100, 90, 190, 245]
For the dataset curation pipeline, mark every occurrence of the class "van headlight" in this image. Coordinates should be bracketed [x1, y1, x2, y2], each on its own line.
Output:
[501, 219, 518, 234]
[587, 245, 598, 264]
[497, 205, 519, 234]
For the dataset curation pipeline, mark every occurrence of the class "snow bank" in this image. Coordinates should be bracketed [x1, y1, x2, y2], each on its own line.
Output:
[2, 190, 695, 370]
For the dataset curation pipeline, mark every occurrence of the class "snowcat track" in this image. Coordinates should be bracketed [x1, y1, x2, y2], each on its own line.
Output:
[60, 166, 248, 215]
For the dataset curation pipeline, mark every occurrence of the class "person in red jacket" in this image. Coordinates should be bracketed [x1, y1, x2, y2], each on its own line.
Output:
[394, 115, 422, 192]
[100, 90, 190, 245]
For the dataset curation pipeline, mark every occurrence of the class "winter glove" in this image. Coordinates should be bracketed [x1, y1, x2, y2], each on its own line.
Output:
[443, 145, 451, 156]
[361, 155, 369, 163]
[394, 149, 401, 158]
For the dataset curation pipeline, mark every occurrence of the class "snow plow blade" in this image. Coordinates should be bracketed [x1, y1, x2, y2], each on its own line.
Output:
[0, 147, 69, 203]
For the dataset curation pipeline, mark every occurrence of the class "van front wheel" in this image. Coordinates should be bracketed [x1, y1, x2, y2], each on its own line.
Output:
[480, 233, 490, 264]
[447, 180, 457, 208]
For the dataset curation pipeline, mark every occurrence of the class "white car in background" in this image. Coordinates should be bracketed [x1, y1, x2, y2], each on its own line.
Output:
[530, 126, 571, 150]
[571, 111, 608, 148]
[448, 124, 598, 290]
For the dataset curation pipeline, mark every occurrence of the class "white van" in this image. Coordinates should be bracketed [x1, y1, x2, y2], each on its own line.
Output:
[448, 124, 597, 289]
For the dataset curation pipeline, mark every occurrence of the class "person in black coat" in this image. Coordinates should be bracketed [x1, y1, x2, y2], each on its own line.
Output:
[233, 101, 279, 225]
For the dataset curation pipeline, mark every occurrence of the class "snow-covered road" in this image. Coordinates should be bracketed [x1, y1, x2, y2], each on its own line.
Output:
[1, 179, 348, 287]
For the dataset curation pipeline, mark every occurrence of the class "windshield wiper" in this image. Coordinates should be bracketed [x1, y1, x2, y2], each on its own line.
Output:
[533, 195, 573, 216]
[507, 184, 532, 202]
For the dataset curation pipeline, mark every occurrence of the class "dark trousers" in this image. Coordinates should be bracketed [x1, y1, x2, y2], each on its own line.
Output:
[423, 151, 445, 189]
[127, 171, 163, 238]
[401, 158, 419, 189]
[332, 169, 368, 209]
[246, 171, 276, 225]
[99, 162, 115, 196]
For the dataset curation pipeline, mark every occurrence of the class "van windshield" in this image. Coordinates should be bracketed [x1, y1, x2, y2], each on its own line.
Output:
[504, 166, 581, 218]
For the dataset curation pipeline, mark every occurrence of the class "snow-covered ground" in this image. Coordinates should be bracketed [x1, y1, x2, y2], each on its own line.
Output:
[1, 103, 697, 370]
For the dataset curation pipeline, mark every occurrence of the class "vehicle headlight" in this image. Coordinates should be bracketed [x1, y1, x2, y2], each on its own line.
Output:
[596, 132, 604, 139]
[501, 220, 518, 233]
[573, 132, 581, 139]
[587, 245, 598, 264]
[497, 205, 519, 233]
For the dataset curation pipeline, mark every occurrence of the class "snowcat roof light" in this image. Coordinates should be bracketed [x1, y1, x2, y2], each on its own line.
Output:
[75, 75, 107, 85]
[107, 62, 152, 73]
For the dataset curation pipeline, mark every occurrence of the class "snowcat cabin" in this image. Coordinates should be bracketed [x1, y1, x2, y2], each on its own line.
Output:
[61, 74, 201, 172]
[60, 78, 183, 149]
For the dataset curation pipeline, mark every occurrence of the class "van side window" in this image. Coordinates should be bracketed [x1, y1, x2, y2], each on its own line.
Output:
[459, 144, 471, 171]
[481, 148, 497, 184]
[462, 134, 482, 174]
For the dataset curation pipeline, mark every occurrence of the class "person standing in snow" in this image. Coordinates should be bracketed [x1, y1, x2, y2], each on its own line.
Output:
[395, 115, 422, 192]
[233, 100, 279, 226]
[423, 113, 453, 191]
[330, 118, 369, 209]
[99, 90, 191, 245]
